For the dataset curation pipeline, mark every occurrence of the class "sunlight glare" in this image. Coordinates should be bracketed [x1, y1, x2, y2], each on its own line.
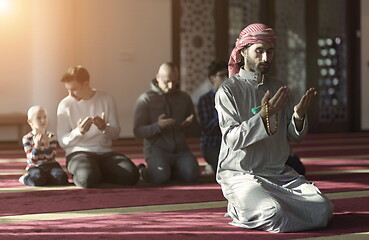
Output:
[0, 0, 11, 13]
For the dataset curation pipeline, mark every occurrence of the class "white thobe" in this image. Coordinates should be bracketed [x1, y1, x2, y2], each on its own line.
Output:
[215, 69, 333, 233]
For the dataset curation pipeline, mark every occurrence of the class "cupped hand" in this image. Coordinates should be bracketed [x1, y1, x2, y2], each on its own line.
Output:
[78, 117, 93, 134]
[259, 86, 290, 118]
[294, 88, 317, 118]
[157, 114, 176, 129]
[93, 112, 107, 131]
[181, 114, 194, 127]
[33, 133, 43, 149]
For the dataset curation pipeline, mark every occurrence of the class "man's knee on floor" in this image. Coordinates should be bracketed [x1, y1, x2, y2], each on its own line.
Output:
[316, 199, 334, 226]
[150, 173, 171, 185]
[174, 164, 200, 182]
[118, 160, 140, 184]
[176, 170, 199, 182]
[73, 170, 100, 188]
[240, 202, 281, 222]
[147, 168, 171, 185]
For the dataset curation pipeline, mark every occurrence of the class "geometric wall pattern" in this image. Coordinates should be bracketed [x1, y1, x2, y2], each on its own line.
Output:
[317, 0, 348, 122]
[179, 0, 263, 94]
[317, 36, 346, 122]
[179, 0, 215, 93]
[228, 0, 261, 54]
[274, 0, 306, 104]
[179, 0, 348, 127]
[228, 0, 307, 105]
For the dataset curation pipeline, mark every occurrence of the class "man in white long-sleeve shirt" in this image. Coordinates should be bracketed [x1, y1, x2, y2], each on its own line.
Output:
[57, 65, 139, 188]
[215, 23, 333, 232]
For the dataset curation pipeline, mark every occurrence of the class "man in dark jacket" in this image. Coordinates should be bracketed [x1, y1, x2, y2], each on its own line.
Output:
[133, 62, 200, 185]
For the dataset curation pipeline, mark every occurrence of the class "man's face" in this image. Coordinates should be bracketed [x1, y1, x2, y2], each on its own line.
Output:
[156, 68, 178, 93]
[242, 43, 274, 74]
[28, 110, 48, 132]
[210, 69, 228, 90]
[64, 80, 88, 100]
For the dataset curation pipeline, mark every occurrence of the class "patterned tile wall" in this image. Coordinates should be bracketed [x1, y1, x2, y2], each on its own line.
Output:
[179, 0, 347, 126]
[228, 0, 261, 54]
[179, 0, 215, 93]
[317, 0, 347, 122]
[274, 0, 306, 105]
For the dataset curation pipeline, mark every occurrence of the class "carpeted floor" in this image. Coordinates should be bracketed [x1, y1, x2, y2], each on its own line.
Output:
[1, 132, 369, 239]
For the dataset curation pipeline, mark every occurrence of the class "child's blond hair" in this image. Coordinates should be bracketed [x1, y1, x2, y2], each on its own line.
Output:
[27, 105, 47, 120]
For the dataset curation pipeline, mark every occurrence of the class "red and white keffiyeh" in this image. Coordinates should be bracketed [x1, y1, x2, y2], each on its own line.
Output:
[228, 23, 276, 77]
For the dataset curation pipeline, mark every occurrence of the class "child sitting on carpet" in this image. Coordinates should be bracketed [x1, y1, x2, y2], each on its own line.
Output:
[19, 106, 69, 186]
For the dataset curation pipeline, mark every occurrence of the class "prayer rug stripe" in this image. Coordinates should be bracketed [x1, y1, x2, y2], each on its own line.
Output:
[307, 169, 369, 175]
[1, 190, 368, 224]
[293, 232, 369, 240]
[293, 144, 369, 152]
[0, 185, 80, 193]
[0, 201, 227, 224]
[0, 197, 368, 240]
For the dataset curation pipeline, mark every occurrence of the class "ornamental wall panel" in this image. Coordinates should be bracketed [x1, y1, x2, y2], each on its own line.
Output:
[179, 0, 215, 93]
[274, 0, 306, 104]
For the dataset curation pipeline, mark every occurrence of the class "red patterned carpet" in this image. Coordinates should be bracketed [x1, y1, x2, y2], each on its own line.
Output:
[1, 132, 369, 240]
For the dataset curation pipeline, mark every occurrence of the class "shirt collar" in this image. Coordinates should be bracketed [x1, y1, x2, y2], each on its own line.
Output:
[150, 79, 179, 95]
[239, 68, 265, 86]
[150, 79, 167, 95]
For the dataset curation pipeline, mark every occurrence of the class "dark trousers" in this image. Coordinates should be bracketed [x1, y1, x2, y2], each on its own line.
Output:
[286, 153, 306, 175]
[66, 151, 139, 188]
[142, 147, 200, 185]
[202, 146, 220, 173]
[24, 162, 69, 186]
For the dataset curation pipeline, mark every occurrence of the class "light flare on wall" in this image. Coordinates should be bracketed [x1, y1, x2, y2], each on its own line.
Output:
[0, 0, 11, 13]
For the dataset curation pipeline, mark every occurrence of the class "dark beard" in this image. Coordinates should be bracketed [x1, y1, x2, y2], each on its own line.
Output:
[246, 56, 270, 74]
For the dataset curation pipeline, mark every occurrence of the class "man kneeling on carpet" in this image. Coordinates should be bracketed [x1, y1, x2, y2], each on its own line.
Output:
[215, 23, 334, 232]
[57, 65, 139, 188]
[19, 106, 69, 186]
[133, 62, 200, 185]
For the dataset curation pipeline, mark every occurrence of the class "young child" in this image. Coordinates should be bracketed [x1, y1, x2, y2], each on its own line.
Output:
[19, 106, 69, 186]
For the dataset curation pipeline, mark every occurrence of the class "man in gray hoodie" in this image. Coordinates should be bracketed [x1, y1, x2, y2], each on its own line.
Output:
[133, 62, 200, 185]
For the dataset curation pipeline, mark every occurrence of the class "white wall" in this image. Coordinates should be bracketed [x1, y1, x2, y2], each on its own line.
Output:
[74, 0, 172, 137]
[0, 0, 171, 140]
[0, 0, 33, 141]
[361, 0, 369, 130]
[31, 0, 76, 136]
